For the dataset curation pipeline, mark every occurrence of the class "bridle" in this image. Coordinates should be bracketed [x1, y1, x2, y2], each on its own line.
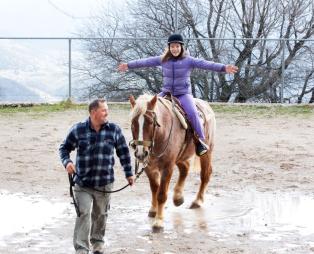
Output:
[130, 108, 174, 164]
[130, 110, 159, 152]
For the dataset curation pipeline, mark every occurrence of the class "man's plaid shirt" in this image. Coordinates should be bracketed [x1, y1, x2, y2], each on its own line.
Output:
[59, 118, 133, 187]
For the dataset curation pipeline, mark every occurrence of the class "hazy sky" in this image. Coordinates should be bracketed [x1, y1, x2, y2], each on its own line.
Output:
[0, 0, 119, 37]
[0, 0, 127, 100]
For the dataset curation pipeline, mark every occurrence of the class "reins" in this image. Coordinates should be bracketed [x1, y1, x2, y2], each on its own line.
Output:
[148, 109, 174, 158]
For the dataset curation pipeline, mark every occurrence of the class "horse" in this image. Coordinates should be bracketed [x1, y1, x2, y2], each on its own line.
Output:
[129, 94, 216, 231]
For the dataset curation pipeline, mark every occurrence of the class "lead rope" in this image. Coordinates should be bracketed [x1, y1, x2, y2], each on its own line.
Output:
[68, 173, 81, 217]
[68, 159, 146, 216]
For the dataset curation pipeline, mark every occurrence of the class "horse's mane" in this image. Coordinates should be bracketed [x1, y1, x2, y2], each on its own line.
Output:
[130, 94, 174, 122]
[130, 94, 154, 120]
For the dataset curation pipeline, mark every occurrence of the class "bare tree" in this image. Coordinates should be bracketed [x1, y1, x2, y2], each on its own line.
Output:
[297, 70, 314, 103]
[80, 0, 314, 102]
[179, 0, 314, 102]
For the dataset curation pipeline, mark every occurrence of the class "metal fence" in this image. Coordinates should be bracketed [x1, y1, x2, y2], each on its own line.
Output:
[0, 37, 313, 104]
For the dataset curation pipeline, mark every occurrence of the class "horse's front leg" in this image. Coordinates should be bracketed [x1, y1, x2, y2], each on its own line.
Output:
[145, 167, 160, 218]
[152, 166, 174, 232]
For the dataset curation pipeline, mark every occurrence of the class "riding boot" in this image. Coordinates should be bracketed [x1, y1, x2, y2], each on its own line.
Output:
[196, 139, 209, 156]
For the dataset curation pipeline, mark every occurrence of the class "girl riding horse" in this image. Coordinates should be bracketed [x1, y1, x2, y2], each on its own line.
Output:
[118, 33, 238, 156]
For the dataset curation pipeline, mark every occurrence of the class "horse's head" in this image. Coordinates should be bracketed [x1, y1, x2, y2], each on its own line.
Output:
[129, 94, 160, 163]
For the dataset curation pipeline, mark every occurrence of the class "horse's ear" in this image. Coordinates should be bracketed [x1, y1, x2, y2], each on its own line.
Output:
[149, 95, 158, 109]
[129, 95, 136, 108]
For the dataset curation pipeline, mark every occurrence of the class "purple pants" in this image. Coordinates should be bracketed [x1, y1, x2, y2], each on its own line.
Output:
[158, 92, 205, 140]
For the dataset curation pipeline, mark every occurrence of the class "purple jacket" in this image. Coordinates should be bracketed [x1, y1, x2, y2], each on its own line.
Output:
[128, 55, 226, 95]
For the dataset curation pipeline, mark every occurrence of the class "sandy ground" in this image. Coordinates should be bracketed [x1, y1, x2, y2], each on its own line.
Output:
[0, 106, 314, 254]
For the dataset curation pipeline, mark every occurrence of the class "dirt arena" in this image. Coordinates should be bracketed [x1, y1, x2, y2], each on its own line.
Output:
[0, 105, 314, 254]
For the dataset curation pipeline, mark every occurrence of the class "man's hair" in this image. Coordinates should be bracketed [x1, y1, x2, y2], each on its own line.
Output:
[88, 99, 106, 113]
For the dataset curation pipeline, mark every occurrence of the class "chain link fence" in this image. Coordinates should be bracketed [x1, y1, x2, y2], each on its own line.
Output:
[0, 37, 313, 104]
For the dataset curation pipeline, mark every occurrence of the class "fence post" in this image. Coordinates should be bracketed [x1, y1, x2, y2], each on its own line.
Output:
[175, 0, 178, 32]
[280, 39, 285, 103]
[68, 38, 72, 100]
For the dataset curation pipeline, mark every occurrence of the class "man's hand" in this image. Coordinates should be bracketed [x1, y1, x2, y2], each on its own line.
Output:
[127, 176, 135, 186]
[66, 162, 76, 175]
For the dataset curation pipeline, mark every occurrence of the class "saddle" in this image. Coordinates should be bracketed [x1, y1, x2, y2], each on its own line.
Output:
[158, 94, 205, 131]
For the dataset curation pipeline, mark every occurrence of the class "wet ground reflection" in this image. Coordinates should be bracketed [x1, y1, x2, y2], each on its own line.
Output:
[1, 187, 314, 253]
[0, 189, 68, 246]
[163, 188, 314, 238]
[112, 187, 314, 252]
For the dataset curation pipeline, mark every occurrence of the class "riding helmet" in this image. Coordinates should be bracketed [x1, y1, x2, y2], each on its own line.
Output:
[167, 33, 184, 45]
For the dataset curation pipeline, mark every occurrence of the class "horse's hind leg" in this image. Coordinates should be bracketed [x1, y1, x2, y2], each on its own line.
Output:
[190, 151, 212, 209]
[173, 160, 190, 206]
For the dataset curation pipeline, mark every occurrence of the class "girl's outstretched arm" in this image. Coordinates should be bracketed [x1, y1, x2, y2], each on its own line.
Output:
[190, 57, 238, 74]
[118, 56, 162, 72]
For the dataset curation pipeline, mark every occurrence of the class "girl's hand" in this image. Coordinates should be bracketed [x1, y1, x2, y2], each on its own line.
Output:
[118, 63, 128, 72]
[225, 65, 238, 74]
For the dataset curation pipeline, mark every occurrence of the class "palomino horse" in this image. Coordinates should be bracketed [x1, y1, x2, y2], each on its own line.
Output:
[129, 94, 216, 231]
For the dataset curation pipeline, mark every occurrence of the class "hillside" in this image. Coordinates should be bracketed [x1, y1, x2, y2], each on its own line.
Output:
[0, 77, 41, 102]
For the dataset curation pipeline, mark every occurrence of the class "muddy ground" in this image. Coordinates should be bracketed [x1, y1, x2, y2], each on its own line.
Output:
[0, 105, 314, 254]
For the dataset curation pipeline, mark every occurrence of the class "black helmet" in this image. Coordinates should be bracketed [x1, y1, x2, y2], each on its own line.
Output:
[167, 33, 184, 45]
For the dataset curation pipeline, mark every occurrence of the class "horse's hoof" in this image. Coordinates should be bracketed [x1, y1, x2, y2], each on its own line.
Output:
[152, 218, 164, 232]
[152, 225, 164, 233]
[148, 211, 156, 218]
[173, 197, 184, 207]
[189, 202, 201, 209]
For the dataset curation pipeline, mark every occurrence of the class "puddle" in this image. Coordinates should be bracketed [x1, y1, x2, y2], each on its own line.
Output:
[162, 188, 314, 239]
[113, 187, 314, 246]
[0, 190, 68, 246]
[2, 187, 314, 252]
